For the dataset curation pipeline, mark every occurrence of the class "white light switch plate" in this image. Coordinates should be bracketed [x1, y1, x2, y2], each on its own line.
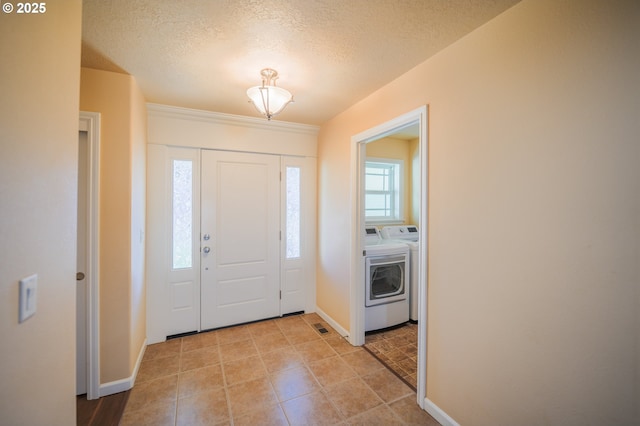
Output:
[19, 274, 37, 323]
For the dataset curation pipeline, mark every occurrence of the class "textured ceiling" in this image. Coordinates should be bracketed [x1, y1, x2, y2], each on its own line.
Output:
[82, 0, 520, 125]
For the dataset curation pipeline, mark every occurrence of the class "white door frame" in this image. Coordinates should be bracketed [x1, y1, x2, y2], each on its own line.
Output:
[349, 105, 429, 408]
[147, 147, 319, 342]
[79, 112, 101, 400]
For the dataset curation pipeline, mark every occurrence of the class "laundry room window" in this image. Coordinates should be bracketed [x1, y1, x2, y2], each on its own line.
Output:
[285, 166, 301, 259]
[172, 159, 193, 269]
[365, 158, 403, 222]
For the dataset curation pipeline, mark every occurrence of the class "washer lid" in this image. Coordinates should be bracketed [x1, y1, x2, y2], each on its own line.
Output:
[365, 239, 410, 255]
[381, 225, 419, 241]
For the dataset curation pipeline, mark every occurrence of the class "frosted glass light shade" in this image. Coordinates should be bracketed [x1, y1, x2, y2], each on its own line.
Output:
[247, 85, 293, 120]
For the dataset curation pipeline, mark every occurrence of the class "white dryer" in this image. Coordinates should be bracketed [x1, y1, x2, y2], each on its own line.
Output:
[364, 226, 410, 331]
[381, 225, 419, 321]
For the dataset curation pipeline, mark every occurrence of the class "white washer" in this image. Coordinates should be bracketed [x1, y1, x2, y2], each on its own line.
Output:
[381, 225, 419, 321]
[364, 226, 410, 331]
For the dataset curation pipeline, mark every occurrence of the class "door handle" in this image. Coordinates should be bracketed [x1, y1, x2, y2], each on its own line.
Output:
[76, 272, 85, 281]
[203, 247, 211, 254]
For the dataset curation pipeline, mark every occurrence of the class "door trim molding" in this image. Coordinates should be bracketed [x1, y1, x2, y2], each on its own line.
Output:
[79, 111, 101, 400]
[350, 105, 429, 408]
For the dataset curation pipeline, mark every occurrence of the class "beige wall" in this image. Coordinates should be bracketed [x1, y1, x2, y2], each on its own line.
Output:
[80, 68, 147, 384]
[0, 2, 82, 424]
[317, 0, 639, 424]
[129, 79, 147, 371]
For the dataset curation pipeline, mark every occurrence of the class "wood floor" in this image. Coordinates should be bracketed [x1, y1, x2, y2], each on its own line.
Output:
[77, 391, 130, 426]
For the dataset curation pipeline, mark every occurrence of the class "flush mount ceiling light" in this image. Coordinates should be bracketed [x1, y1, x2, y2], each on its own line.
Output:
[247, 68, 293, 120]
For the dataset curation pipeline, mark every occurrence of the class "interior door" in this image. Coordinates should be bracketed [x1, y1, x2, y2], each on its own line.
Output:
[76, 131, 88, 395]
[200, 150, 281, 330]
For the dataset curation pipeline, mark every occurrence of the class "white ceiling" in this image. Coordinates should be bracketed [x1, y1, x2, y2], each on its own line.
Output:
[82, 0, 520, 125]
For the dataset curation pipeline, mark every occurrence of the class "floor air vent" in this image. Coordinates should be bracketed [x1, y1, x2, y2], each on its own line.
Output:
[313, 323, 329, 334]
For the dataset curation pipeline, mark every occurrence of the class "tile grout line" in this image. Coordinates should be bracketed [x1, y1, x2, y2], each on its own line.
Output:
[218, 340, 234, 425]
[298, 332, 347, 424]
[176, 337, 186, 426]
[255, 326, 296, 426]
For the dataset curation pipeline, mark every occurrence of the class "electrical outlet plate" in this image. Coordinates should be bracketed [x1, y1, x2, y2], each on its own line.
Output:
[19, 274, 37, 323]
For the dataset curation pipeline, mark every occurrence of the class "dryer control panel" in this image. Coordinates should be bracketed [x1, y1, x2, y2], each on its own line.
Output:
[380, 225, 419, 241]
[364, 226, 381, 245]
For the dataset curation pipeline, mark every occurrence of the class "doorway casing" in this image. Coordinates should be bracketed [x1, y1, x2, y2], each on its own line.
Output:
[349, 105, 428, 408]
[78, 111, 101, 400]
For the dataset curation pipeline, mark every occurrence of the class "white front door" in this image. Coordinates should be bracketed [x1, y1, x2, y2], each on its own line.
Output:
[200, 150, 281, 330]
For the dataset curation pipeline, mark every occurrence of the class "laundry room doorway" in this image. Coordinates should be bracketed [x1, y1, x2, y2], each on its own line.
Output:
[350, 106, 429, 408]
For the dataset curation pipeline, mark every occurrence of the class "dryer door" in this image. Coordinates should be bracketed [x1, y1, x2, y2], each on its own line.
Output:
[365, 254, 407, 307]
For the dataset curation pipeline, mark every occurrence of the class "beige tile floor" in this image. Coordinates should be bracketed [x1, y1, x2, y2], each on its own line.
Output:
[122, 313, 438, 425]
[364, 323, 418, 390]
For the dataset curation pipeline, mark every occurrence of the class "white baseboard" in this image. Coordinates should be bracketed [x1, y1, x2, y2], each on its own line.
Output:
[424, 397, 460, 426]
[99, 377, 132, 397]
[315, 306, 349, 338]
[99, 338, 147, 397]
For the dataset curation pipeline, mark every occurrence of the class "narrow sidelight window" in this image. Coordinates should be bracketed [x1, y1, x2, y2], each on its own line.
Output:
[285, 166, 301, 259]
[172, 159, 193, 269]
